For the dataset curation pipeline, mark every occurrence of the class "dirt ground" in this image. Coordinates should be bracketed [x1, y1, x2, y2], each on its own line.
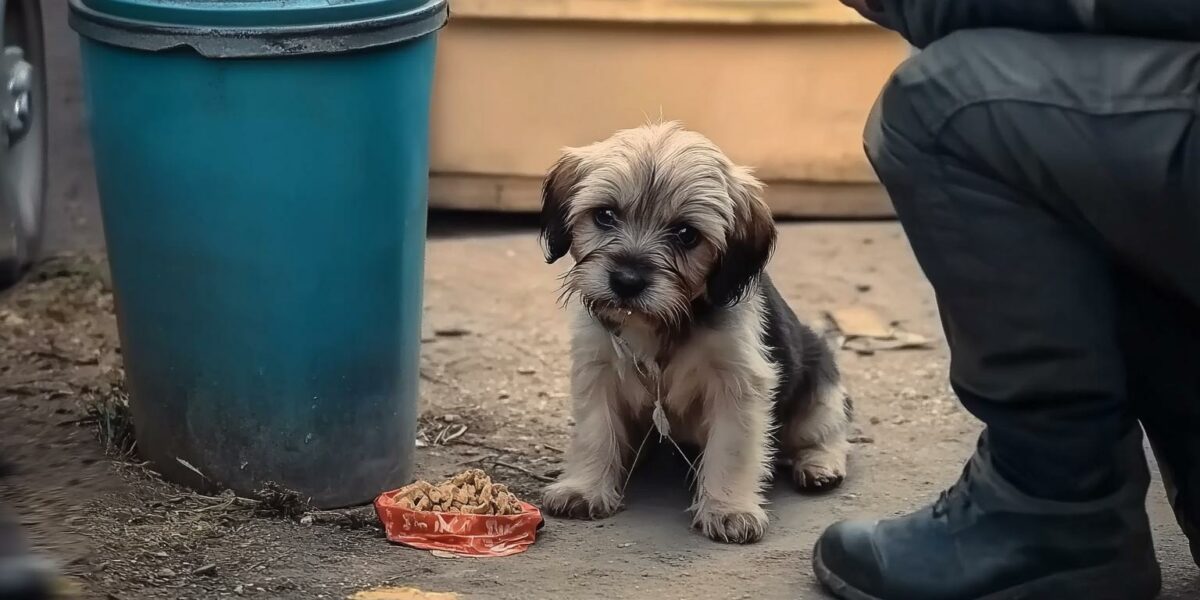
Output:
[2, 219, 1198, 600]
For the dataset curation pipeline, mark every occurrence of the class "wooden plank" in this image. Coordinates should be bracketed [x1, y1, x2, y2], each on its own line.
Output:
[429, 174, 895, 218]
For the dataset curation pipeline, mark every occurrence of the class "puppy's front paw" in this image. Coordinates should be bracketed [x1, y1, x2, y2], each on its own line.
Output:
[693, 505, 769, 544]
[542, 482, 621, 520]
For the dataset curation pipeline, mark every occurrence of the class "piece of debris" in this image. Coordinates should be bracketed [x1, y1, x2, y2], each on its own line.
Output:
[825, 306, 934, 355]
[234, 585, 245, 596]
[433, 327, 471, 338]
[617, 542, 635, 548]
[156, 568, 177, 578]
[430, 423, 467, 446]
[428, 550, 459, 560]
[485, 459, 554, 483]
[175, 457, 208, 481]
[848, 435, 875, 444]
[0, 309, 26, 326]
[254, 482, 311, 520]
[348, 587, 460, 600]
[441, 414, 460, 423]
[516, 367, 536, 376]
[192, 563, 218, 577]
[827, 306, 891, 338]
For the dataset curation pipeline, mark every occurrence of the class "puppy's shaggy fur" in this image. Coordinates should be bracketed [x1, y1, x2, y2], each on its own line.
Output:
[539, 123, 851, 544]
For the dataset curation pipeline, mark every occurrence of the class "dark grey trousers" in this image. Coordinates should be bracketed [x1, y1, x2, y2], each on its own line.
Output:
[867, 28, 1200, 531]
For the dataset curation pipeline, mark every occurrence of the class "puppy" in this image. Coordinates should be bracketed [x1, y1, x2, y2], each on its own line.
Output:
[539, 122, 851, 544]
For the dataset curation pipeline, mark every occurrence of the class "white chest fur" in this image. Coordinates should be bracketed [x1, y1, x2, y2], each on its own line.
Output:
[569, 298, 780, 447]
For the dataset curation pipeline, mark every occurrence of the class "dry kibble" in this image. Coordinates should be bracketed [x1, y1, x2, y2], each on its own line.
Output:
[391, 469, 524, 515]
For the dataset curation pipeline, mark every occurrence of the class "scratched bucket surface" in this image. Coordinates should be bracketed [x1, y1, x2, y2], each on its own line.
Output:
[69, 0, 448, 508]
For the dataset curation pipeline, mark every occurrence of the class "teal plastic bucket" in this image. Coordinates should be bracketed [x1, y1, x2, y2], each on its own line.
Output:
[69, 0, 448, 507]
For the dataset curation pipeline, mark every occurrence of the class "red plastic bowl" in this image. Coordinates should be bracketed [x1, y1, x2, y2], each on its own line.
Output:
[374, 490, 544, 557]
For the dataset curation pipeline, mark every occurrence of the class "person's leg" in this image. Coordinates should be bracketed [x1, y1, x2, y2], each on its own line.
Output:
[1117, 272, 1200, 566]
[814, 28, 1200, 600]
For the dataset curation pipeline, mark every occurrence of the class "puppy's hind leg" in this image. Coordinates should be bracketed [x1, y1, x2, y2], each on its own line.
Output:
[785, 348, 852, 493]
[542, 359, 633, 520]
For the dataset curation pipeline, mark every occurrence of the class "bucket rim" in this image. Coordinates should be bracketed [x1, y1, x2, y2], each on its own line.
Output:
[68, 0, 449, 58]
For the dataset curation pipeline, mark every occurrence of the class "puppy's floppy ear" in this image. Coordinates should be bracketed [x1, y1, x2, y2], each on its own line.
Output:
[706, 167, 776, 306]
[539, 150, 585, 264]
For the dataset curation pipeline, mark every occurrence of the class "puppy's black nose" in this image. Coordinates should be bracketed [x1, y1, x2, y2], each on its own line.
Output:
[609, 267, 647, 299]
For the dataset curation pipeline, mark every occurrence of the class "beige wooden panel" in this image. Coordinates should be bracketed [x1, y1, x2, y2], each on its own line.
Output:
[451, 0, 869, 25]
[427, 4, 906, 216]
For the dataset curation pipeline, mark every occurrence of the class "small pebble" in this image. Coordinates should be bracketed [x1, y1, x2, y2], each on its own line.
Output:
[157, 568, 177, 578]
[517, 367, 537, 375]
[618, 542, 634, 548]
[442, 414, 460, 423]
[300, 515, 314, 526]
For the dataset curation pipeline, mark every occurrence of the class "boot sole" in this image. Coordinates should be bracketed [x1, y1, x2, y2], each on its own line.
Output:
[812, 539, 1161, 600]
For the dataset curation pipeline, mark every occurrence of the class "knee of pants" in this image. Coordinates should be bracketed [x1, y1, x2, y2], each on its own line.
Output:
[864, 29, 1041, 193]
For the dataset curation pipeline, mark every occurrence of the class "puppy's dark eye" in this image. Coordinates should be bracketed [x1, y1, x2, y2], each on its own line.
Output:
[593, 208, 619, 230]
[671, 224, 700, 249]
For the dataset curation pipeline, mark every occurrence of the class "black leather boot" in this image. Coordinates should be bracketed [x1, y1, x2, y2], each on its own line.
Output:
[813, 433, 1161, 600]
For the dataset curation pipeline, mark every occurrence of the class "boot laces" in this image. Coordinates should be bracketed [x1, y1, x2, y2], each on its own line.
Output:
[932, 461, 975, 519]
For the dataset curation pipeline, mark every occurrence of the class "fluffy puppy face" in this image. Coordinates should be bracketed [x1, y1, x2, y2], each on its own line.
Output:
[540, 122, 776, 329]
